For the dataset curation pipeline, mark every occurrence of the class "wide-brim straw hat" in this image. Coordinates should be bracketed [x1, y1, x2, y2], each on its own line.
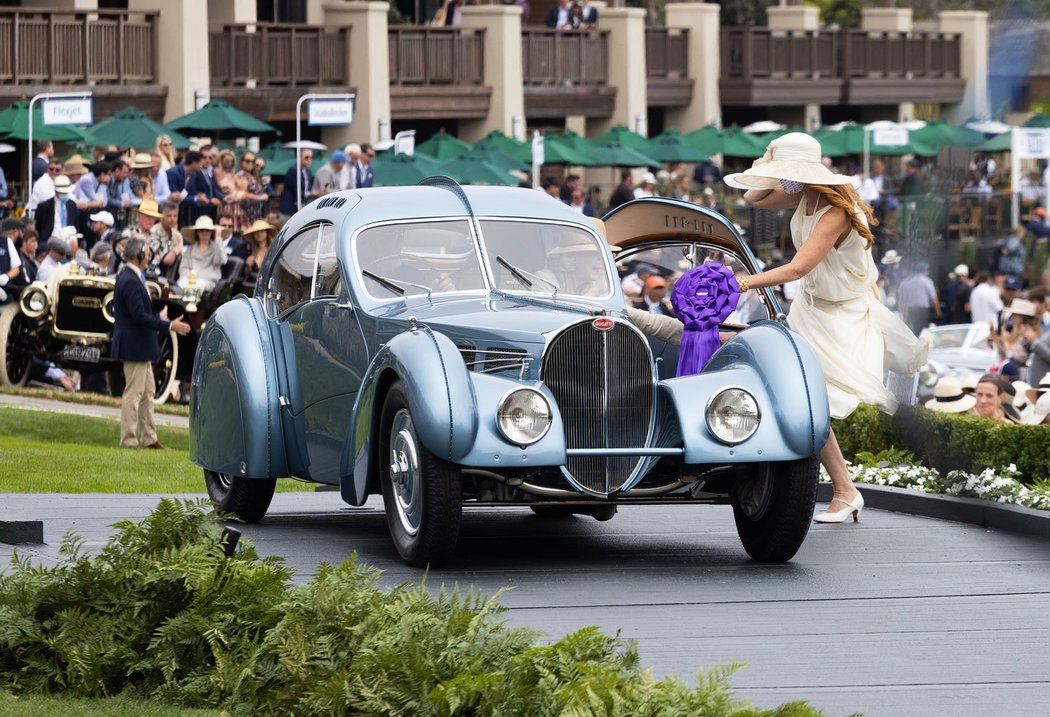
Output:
[190, 215, 216, 235]
[925, 376, 976, 413]
[242, 219, 276, 239]
[881, 250, 903, 266]
[724, 132, 854, 190]
[130, 152, 152, 169]
[1027, 372, 1050, 405]
[137, 198, 163, 219]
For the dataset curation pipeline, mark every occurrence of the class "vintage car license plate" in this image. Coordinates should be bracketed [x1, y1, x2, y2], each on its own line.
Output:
[61, 344, 101, 363]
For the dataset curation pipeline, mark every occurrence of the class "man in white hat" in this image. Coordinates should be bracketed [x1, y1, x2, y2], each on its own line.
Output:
[89, 210, 117, 251]
[924, 376, 977, 414]
[633, 172, 657, 199]
[34, 173, 77, 244]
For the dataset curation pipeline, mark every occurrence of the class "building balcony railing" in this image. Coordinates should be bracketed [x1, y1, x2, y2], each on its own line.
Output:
[522, 29, 608, 86]
[645, 27, 688, 79]
[720, 26, 961, 80]
[0, 7, 158, 85]
[209, 23, 347, 87]
[388, 26, 485, 85]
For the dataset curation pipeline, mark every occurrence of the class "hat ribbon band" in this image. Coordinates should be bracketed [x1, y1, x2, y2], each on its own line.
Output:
[935, 393, 966, 403]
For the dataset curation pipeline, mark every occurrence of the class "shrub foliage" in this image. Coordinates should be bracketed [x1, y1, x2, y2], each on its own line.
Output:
[0, 500, 822, 717]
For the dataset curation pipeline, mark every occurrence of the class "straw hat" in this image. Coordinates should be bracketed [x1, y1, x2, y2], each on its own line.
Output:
[130, 152, 152, 170]
[638, 172, 657, 186]
[137, 198, 163, 219]
[924, 376, 976, 413]
[1027, 373, 1050, 405]
[190, 215, 216, 235]
[63, 155, 89, 175]
[242, 219, 276, 238]
[1007, 298, 1038, 318]
[1025, 392, 1050, 425]
[880, 250, 903, 266]
[724, 132, 853, 190]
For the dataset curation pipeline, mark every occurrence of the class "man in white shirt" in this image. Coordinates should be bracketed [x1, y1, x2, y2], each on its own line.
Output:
[0, 218, 24, 304]
[36, 235, 71, 283]
[633, 172, 657, 199]
[969, 271, 1004, 327]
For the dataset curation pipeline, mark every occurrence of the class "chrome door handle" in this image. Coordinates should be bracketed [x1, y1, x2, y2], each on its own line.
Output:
[327, 300, 353, 311]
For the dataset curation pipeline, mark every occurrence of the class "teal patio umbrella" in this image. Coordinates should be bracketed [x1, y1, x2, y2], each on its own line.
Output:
[646, 129, 710, 163]
[91, 106, 191, 149]
[718, 127, 767, 158]
[910, 120, 986, 150]
[466, 145, 528, 173]
[592, 124, 652, 152]
[372, 152, 443, 186]
[0, 100, 95, 143]
[166, 98, 278, 138]
[415, 132, 472, 161]
[1022, 113, 1050, 128]
[439, 155, 519, 185]
[473, 129, 525, 155]
[815, 123, 938, 156]
[588, 140, 660, 168]
[684, 125, 724, 156]
[514, 131, 596, 166]
[977, 131, 1012, 153]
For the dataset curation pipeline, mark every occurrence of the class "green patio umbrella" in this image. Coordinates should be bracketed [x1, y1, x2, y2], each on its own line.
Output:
[977, 131, 1012, 153]
[166, 98, 278, 138]
[472, 129, 525, 155]
[90, 106, 191, 149]
[372, 152, 443, 186]
[514, 132, 596, 166]
[718, 127, 767, 158]
[591, 124, 651, 152]
[814, 123, 938, 157]
[909, 120, 986, 150]
[684, 125, 724, 156]
[545, 129, 599, 162]
[465, 145, 528, 173]
[646, 129, 710, 163]
[1022, 113, 1050, 128]
[415, 132, 473, 161]
[587, 140, 660, 168]
[0, 100, 95, 143]
[438, 155, 519, 185]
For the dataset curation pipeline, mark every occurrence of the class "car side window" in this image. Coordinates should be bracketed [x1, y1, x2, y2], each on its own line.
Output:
[266, 222, 337, 317]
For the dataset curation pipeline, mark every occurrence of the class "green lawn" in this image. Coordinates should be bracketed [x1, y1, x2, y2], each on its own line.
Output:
[0, 406, 311, 494]
[0, 691, 217, 717]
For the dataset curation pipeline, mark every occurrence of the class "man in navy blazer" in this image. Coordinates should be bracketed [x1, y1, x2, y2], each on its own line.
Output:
[112, 236, 190, 449]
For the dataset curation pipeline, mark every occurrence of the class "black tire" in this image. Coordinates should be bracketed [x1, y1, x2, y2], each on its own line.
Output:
[204, 469, 276, 523]
[732, 457, 818, 563]
[379, 381, 462, 567]
[0, 303, 32, 387]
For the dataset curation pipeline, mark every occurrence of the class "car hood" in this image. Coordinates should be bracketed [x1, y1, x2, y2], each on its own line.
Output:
[373, 295, 616, 346]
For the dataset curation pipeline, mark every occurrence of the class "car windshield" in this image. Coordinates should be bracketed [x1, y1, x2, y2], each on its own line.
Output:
[479, 219, 613, 298]
[354, 220, 487, 298]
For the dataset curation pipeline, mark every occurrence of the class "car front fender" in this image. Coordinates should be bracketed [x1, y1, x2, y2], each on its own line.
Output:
[190, 296, 290, 479]
[662, 320, 830, 464]
[342, 325, 478, 506]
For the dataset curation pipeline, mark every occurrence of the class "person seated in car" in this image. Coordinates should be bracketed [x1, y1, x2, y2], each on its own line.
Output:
[538, 239, 609, 297]
[177, 215, 226, 292]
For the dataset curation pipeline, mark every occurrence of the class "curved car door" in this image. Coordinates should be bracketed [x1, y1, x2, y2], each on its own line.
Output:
[265, 222, 370, 484]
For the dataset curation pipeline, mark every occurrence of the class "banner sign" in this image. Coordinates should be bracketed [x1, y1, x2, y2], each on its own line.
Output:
[1012, 128, 1050, 159]
[394, 130, 416, 156]
[42, 97, 93, 126]
[308, 99, 355, 126]
[872, 127, 908, 146]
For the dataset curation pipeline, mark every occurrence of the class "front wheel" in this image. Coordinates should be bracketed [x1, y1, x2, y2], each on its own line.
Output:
[204, 469, 276, 523]
[0, 303, 32, 387]
[732, 457, 818, 562]
[379, 381, 462, 567]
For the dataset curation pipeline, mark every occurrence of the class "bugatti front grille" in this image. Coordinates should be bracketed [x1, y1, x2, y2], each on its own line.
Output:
[541, 319, 654, 495]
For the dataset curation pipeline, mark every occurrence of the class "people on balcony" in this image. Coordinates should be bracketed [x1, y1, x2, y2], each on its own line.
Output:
[545, 0, 571, 29]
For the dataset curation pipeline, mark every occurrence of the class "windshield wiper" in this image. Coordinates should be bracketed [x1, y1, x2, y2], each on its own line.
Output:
[362, 269, 433, 302]
[362, 270, 406, 296]
[496, 255, 559, 297]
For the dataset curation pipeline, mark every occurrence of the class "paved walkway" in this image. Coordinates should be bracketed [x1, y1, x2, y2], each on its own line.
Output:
[0, 393, 189, 428]
[3, 491, 1048, 717]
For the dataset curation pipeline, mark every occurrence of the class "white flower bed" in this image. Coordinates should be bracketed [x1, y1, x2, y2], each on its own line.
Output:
[822, 462, 1050, 512]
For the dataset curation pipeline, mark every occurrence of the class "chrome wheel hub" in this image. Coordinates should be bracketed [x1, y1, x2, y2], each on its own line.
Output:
[388, 409, 421, 536]
[737, 465, 774, 520]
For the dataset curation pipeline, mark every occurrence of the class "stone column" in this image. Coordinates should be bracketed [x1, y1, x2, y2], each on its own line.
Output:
[587, 7, 647, 138]
[939, 11, 990, 123]
[765, 4, 818, 31]
[861, 7, 912, 33]
[664, 3, 720, 131]
[129, 0, 209, 121]
[458, 5, 525, 143]
[208, 0, 257, 26]
[322, 2, 392, 147]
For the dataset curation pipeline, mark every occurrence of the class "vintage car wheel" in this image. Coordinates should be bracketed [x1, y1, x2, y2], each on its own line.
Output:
[204, 469, 276, 523]
[379, 381, 462, 567]
[152, 330, 179, 404]
[0, 303, 32, 387]
[732, 457, 818, 563]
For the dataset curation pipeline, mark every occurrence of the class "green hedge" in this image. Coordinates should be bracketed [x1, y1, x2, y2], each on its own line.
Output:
[833, 404, 1050, 483]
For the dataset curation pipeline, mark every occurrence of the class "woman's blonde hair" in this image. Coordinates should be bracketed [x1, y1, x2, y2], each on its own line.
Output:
[811, 183, 878, 249]
[154, 134, 176, 167]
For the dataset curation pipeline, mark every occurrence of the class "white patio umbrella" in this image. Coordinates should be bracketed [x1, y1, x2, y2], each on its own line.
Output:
[966, 119, 1012, 134]
[742, 120, 786, 134]
[282, 139, 328, 151]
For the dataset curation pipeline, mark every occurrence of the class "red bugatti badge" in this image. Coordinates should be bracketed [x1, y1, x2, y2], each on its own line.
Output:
[592, 317, 614, 331]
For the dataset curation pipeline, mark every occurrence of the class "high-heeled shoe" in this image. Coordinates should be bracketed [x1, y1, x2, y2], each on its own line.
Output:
[813, 491, 864, 523]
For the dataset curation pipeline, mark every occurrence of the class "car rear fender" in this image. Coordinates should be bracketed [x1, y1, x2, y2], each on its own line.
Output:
[662, 321, 830, 463]
[342, 325, 478, 506]
[190, 296, 291, 478]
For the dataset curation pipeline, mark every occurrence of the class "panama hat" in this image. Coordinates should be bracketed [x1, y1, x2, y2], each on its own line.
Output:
[130, 152, 152, 169]
[242, 219, 276, 238]
[53, 175, 73, 194]
[638, 172, 657, 185]
[137, 198, 163, 219]
[724, 132, 854, 190]
[1025, 392, 1050, 425]
[925, 376, 976, 413]
[880, 250, 903, 266]
[190, 215, 216, 234]
[1027, 373, 1050, 404]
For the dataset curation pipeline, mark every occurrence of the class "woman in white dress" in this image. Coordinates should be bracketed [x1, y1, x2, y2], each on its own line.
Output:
[723, 132, 928, 522]
[177, 214, 226, 292]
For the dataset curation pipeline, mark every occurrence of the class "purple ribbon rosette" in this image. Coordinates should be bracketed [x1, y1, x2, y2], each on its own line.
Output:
[669, 263, 741, 376]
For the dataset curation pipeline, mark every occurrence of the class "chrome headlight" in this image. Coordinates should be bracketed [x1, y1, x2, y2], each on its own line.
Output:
[497, 388, 552, 446]
[19, 286, 50, 319]
[102, 291, 116, 323]
[705, 388, 760, 444]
